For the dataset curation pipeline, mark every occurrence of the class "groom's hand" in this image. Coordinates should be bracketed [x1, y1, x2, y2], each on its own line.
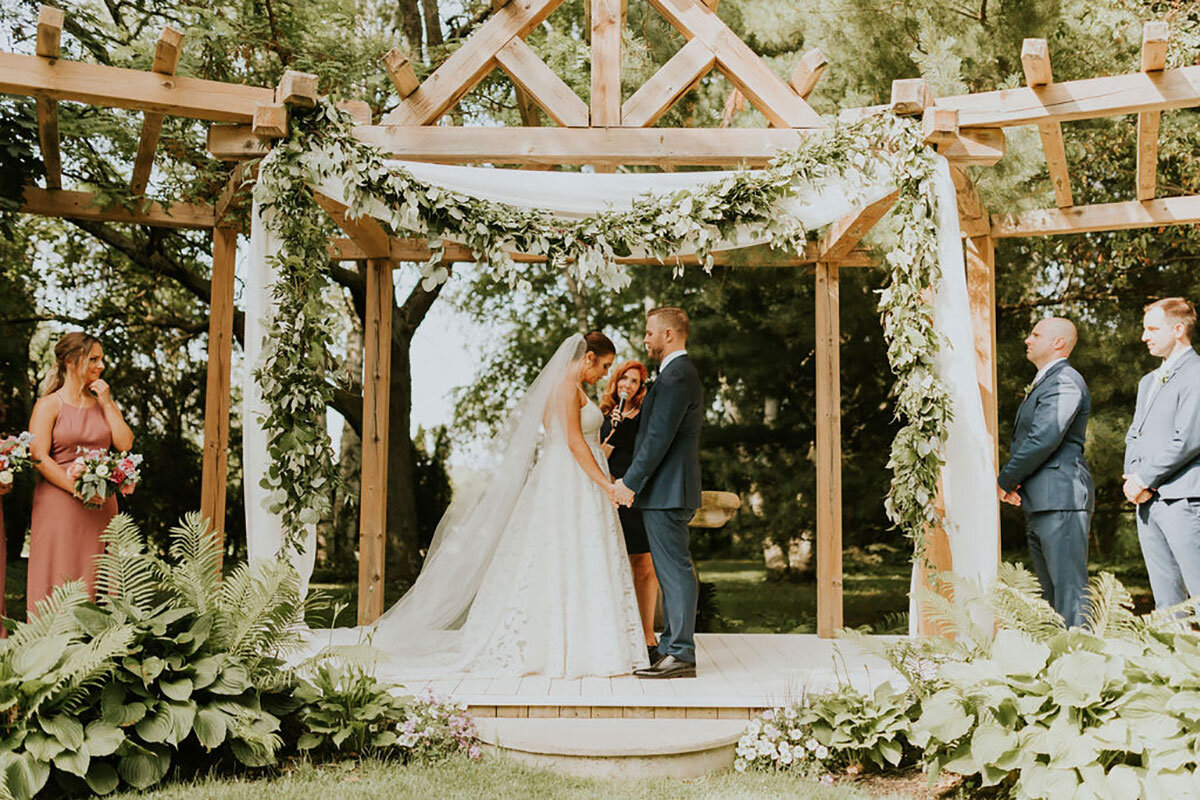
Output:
[613, 479, 635, 508]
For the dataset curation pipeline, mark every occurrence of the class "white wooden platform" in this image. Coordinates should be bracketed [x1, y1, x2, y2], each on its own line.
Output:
[402, 634, 901, 720]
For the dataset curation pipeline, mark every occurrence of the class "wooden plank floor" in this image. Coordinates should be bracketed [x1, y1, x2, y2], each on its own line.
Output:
[402, 634, 901, 720]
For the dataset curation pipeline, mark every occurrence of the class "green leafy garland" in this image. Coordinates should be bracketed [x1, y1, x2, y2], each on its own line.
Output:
[253, 101, 951, 558]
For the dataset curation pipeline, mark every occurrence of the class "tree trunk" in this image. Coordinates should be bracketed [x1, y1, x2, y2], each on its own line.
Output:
[395, 0, 425, 58]
[386, 331, 422, 584]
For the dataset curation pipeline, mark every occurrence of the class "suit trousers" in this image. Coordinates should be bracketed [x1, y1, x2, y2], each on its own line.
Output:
[1137, 497, 1200, 609]
[1023, 508, 1090, 627]
[642, 508, 698, 664]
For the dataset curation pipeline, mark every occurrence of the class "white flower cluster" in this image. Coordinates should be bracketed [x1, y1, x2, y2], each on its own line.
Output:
[733, 707, 831, 778]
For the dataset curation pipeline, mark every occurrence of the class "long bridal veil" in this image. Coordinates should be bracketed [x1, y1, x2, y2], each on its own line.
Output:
[311, 334, 587, 664]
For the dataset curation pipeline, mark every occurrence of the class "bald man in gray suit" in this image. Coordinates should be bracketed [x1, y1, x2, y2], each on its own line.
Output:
[998, 317, 1093, 627]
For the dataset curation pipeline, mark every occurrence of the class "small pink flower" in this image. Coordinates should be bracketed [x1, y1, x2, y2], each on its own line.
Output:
[111, 469, 126, 484]
[119, 482, 136, 496]
[120, 459, 134, 471]
[67, 462, 84, 479]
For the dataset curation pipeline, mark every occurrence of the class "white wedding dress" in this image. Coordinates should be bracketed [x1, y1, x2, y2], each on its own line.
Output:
[308, 335, 648, 680]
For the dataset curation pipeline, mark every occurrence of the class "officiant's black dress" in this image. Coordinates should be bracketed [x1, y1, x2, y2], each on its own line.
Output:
[601, 414, 650, 555]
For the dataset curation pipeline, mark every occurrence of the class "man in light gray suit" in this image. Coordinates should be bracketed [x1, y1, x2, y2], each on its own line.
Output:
[1124, 297, 1200, 609]
[998, 317, 1093, 627]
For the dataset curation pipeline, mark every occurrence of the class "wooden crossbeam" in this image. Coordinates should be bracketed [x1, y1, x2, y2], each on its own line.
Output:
[381, 0, 566, 126]
[621, 38, 715, 127]
[495, 36, 589, 127]
[35, 6, 64, 190]
[21, 186, 216, 228]
[990, 195, 1200, 238]
[312, 190, 391, 258]
[590, 0, 623, 126]
[252, 103, 288, 138]
[214, 161, 252, 224]
[817, 190, 899, 262]
[383, 49, 420, 98]
[130, 26, 183, 196]
[1022, 38, 1072, 208]
[1137, 22, 1169, 202]
[788, 48, 828, 100]
[938, 64, 1200, 128]
[329, 237, 876, 267]
[647, 0, 823, 128]
[890, 78, 934, 115]
[949, 165, 990, 238]
[1, 52, 274, 121]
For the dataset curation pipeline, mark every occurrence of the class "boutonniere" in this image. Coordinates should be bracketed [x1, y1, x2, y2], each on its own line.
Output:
[1021, 381, 1035, 398]
[1160, 369, 1175, 385]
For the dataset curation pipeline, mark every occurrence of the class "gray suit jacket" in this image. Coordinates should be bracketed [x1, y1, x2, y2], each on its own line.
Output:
[1124, 347, 1200, 499]
[998, 359, 1094, 512]
[622, 354, 703, 510]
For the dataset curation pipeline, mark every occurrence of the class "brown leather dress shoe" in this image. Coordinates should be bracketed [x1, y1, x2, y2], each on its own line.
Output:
[633, 655, 696, 679]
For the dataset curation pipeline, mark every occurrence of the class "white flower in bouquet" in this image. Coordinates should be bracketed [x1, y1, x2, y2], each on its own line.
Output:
[0, 470, 12, 485]
[96, 463, 110, 478]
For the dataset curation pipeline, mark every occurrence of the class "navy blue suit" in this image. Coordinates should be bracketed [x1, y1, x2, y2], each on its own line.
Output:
[998, 359, 1093, 627]
[622, 352, 703, 663]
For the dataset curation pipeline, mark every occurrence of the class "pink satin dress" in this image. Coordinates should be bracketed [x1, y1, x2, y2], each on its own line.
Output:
[0, 501, 6, 636]
[27, 398, 117, 612]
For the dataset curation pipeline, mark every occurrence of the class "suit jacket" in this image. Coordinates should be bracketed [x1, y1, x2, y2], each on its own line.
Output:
[998, 359, 1094, 512]
[1124, 347, 1200, 499]
[622, 354, 703, 510]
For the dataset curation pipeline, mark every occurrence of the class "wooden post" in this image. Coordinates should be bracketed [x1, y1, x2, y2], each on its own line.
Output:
[815, 260, 843, 637]
[966, 235, 1000, 565]
[358, 258, 393, 624]
[590, 0, 623, 126]
[200, 226, 237, 557]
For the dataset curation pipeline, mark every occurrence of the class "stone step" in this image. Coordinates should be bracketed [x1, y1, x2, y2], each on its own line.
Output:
[476, 717, 746, 779]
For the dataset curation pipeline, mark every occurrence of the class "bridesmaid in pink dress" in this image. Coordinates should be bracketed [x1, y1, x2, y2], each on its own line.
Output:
[0, 482, 9, 635]
[27, 333, 134, 612]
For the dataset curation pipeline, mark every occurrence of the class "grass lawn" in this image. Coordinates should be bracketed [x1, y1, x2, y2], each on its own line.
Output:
[109, 756, 918, 800]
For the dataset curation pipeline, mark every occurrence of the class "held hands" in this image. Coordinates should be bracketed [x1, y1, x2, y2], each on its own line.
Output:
[1122, 474, 1153, 505]
[997, 485, 1021, 507]
[612, 479, 635, 508]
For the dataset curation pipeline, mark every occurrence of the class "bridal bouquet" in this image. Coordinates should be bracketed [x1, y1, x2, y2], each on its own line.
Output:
[0, 432, 37, 487]
[67, 447, 143, 505]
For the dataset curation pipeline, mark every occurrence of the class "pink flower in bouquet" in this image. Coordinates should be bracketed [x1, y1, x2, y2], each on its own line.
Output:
[67, 459, 85, 480]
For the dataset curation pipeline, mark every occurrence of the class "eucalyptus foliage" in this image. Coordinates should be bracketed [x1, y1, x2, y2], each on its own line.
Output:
[255, 100, 950, 556]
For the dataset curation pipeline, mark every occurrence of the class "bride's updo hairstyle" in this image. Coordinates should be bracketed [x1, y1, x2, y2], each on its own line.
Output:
[583, 330, 616, 359]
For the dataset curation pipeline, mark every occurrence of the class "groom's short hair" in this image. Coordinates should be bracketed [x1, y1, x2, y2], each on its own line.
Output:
[1145, 297, 1196, 340]
[648, 307, 689, 339]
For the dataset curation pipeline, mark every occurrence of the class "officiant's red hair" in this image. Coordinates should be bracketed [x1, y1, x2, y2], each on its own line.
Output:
[600, 361, 648, 414]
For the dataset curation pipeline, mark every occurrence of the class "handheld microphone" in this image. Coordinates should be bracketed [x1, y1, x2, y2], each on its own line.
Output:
[616, 389, 629, 416]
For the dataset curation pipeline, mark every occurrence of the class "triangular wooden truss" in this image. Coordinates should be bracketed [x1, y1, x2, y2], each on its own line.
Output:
[379, 0, 824, 129]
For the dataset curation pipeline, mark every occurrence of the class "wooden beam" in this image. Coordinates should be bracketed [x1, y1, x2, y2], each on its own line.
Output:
[788, 48, 828, 100]
[1021, 38, 1072, 207]
[1142, 21, 1169, 72]
[36, 5, 63, 59]
[200, 226, 237, 557]
[817, 190, 899, 262]
[337, 99, 373, 125]
[1137, 23, 1169, 202]
[277, 70, 318, 107]
[921, 107, 958, 144]
[358, 257, 393, 625]
[815, 259, 842, 638]
[934, 127, 1005, 167]
[207, 123, 271, 160]
[890, 78, 934, 115]
[0, 52, 275, 122]
[647, 0, 823, 128]
[494, 36, 589, 127]
[252, 102, 288, 138]
[20, 186, 216, 228]
[965, 236, 997, 470]
[991, 195, 1200, 237]
[130, 26, 183, 196]
[949, 165, 990, 238]
[936, 64, 1200, 128]
[330, 236, 875, 267]
[312, 190, 391, 258]
[214, 161, 252, 224]
[381, 0, 567, 126]
[590, 0, 623, 126]
[621, 38, 715, 128]
[383, 48, 420, 98]
[36, 96, 61, 190]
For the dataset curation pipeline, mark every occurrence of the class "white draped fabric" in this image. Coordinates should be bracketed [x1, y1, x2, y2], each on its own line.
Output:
[242, 154, 998, 636]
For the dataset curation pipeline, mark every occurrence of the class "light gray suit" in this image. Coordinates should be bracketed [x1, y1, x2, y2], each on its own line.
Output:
[998, 359, 1093, 626]
[1124, 346, 1200, 608]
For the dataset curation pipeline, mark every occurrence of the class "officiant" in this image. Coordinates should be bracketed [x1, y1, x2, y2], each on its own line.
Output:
[600, 360, 659, 662]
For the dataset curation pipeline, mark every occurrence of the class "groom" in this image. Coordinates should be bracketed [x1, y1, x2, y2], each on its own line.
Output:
[614, 307, 703, 679]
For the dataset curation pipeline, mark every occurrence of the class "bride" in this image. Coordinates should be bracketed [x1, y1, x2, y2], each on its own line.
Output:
[318, 332, 649, 680]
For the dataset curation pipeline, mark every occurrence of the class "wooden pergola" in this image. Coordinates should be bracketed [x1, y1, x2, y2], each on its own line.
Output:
[4, 4, 1199, 634]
